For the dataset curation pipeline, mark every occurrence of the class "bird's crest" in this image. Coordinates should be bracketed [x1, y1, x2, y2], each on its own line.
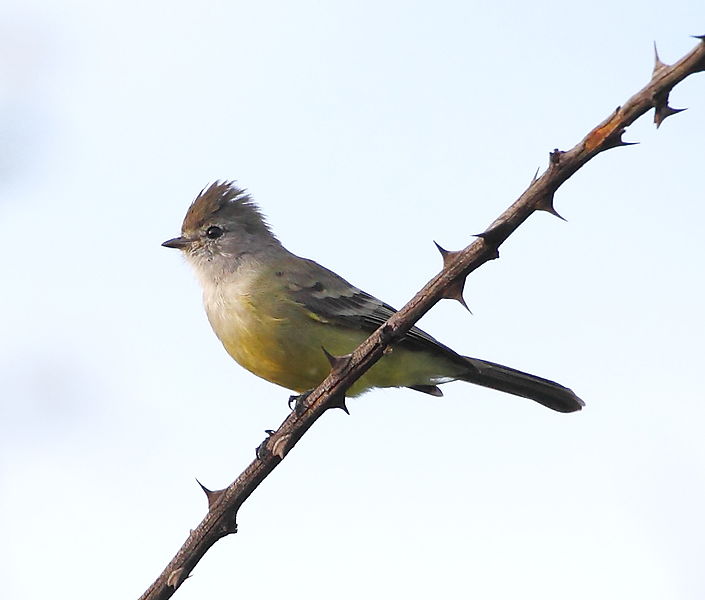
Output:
[182, 181, 272, 236]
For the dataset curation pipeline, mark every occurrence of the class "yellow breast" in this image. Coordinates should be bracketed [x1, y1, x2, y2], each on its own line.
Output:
[202, 268, 332, 392]
[200, 264, 459, 397]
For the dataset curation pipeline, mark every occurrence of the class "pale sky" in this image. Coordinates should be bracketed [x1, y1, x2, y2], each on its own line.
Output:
[1, 2, 704, 599]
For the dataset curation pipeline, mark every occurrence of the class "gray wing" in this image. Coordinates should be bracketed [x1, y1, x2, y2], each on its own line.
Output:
[285, 256, 459, 357]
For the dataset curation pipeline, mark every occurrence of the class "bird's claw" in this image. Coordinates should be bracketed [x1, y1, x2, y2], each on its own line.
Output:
[288, 390, 313, 414]
[255, 429, 276, 459]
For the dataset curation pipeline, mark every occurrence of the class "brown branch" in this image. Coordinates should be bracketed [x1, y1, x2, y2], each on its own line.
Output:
[138, 37, 705, 600]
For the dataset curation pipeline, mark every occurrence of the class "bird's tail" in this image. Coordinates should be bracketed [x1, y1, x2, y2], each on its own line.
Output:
[461, 357, 584, 413]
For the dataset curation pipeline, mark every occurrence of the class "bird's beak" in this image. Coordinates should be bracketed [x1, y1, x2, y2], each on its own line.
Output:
[162, 236, 191, 250]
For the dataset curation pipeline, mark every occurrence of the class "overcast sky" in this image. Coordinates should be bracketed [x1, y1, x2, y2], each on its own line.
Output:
[1, 2, 704, 599]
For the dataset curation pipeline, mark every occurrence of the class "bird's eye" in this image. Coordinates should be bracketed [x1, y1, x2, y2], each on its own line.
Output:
[205, 225, 223, 239]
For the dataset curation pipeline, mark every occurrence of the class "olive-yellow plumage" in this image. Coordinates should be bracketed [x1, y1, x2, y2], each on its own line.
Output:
[163, 182, 583, 412]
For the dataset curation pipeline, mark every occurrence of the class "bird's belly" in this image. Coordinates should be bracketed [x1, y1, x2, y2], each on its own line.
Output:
[205, 289, 340, 392]
[203, 284, 460, 396]
[222, 323, 331, 392]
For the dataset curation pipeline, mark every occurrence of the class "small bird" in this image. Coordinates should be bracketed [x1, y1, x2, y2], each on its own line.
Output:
[163, 182, 583, 413]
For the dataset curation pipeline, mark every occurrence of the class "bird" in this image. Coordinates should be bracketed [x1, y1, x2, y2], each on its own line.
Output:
[162, 181, 583, 413]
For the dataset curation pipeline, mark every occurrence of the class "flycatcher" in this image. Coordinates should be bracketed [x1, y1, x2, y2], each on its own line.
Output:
[163, 182, 583, 413]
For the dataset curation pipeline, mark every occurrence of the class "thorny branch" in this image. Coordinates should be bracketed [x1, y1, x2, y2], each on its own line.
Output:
[139, 38, 705, 600]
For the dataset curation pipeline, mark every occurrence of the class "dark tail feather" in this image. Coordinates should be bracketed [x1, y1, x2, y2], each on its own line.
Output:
[462, 357, 584, 413]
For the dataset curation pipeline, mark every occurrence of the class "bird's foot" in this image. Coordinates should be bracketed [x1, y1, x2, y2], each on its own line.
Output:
[288, 390, 313, 414]
[255, 429, 276, 460]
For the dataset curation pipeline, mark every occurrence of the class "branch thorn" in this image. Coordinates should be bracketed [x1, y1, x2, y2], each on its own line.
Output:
[653, 42, 668, 76]
[603, 128, 638, 150]
[535, 193, 566, 221]
[530, 166, 541, 184]
[474, 224, 507, 248]
[654, 102, 686, 128]
[322, 347, 352, 373]
[196, 479, 226, 509]
[433, 241, 462, 269]
[447, 278, 471, 311]
[433, 242, 471, 309]
[326, 393, 350, 415]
